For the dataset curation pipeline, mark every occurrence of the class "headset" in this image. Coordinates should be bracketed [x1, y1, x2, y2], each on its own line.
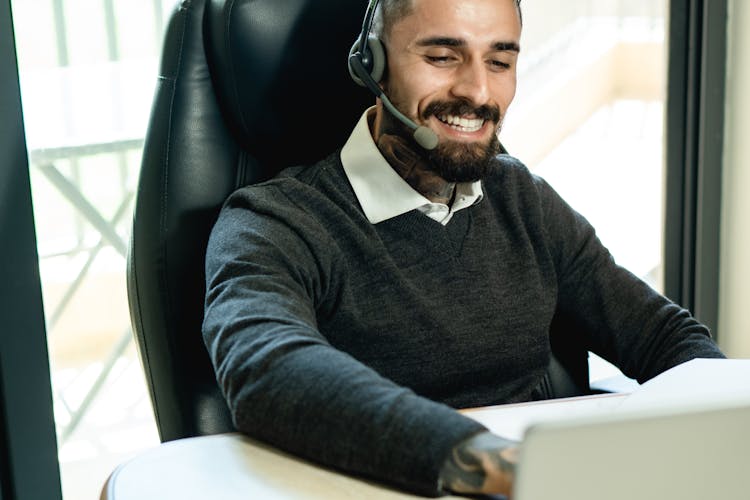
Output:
[347, 0, 439, 150]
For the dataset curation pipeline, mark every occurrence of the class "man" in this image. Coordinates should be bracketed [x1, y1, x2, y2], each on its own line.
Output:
[202, 0, 724, 497]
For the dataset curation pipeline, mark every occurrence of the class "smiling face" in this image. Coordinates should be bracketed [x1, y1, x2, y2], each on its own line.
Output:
[376, 0, 521, 182]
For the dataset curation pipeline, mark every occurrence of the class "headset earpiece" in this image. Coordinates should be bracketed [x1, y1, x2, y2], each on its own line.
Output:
[348, 35, 386, 87]
[346, 0, 439, 150]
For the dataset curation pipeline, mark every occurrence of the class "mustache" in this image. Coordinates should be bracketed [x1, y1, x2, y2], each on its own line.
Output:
[421, 100, 501, 123]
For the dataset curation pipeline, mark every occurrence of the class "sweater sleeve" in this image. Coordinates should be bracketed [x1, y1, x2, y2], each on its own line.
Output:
[202, 185, 486, 496]
[534, 176, 724, 382]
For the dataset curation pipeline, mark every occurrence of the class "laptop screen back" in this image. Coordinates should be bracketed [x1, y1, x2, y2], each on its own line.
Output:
[514, 402, 750, 500]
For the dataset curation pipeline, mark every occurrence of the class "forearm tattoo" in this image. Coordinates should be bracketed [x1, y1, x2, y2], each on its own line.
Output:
[439, 432, 519, 495]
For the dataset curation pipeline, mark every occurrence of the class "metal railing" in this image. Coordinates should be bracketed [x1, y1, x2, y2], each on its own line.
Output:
[29, 140, 142, 442]
[14, 0, 176, 445]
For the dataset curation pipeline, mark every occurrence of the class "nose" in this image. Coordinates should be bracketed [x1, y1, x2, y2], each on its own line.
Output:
[450, 58, 490, 106]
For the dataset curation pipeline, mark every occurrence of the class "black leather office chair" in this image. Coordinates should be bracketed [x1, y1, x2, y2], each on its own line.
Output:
[127, 0, 371, 442]
[127, 0, 591, 443]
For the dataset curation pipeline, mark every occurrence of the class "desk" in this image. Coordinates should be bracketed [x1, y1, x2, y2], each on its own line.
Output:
[101, 432, 463, 500]
[100, 394, 626, 500]
[102, 360, 750, 499]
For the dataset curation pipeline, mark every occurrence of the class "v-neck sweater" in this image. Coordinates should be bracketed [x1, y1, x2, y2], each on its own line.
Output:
[203, 151, 723, 496]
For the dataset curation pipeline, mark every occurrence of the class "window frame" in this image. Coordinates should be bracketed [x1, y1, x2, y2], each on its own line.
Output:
[0, 1, 62, 498]
[664, 0, 728, 337]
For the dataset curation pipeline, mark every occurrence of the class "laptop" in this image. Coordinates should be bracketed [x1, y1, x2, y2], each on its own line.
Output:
[513, 383, 750, 499]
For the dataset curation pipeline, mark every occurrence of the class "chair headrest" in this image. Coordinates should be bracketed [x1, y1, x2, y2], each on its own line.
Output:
[205, 0, 373, 176]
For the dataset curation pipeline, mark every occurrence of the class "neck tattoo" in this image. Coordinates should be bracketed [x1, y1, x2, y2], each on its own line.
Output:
[377, 134, 456, 205]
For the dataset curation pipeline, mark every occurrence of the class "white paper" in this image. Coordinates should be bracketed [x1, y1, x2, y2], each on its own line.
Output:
[465, 358, 750, 440]
[465, 394, 626, 441]
[618, 358, 750, 412]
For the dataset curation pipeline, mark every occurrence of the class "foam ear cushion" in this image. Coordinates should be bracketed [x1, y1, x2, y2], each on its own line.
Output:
[348, 35, 386, 87]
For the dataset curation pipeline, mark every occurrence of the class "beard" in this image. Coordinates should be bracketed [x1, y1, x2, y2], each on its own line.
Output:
[381, 98, 504, 183]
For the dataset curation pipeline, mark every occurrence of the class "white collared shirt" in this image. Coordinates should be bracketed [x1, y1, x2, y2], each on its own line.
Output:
[340, 107, 483, 225]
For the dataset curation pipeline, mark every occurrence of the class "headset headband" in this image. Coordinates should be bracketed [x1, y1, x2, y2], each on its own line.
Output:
[357, 0, 380, 66]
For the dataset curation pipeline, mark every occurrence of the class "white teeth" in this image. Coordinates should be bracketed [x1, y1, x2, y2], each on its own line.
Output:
[438, 114, 484, 132]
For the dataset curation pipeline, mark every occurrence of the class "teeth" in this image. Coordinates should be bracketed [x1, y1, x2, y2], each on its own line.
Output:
[438, 114, 484, 132]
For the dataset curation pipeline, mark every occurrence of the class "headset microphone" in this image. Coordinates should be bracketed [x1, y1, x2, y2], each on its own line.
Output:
[348, 0, 439, 150]
[348, 55, 438, 150]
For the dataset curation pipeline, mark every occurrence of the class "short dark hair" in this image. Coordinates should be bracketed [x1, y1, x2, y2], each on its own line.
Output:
[373, 0, 523, 41]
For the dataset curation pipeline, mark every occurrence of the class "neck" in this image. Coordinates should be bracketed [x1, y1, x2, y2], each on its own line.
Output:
[377, 133, 455, 204]
[370, 104, 455, 204]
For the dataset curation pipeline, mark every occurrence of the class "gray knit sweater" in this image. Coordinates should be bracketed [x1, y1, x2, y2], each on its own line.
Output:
[203, 152, 722, 495]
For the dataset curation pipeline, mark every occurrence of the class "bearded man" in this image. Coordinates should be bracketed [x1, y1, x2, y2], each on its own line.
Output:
[202, 0, 724, 496]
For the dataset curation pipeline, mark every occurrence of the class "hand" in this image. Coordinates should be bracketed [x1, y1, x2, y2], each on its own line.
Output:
[439, 431, 519, 498]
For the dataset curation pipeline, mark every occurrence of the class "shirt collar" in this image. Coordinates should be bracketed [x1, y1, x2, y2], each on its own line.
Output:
[340, 107, 483, 224]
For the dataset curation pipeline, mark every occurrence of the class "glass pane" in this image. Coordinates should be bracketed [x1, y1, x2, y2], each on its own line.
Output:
[10, 1, 179, 498]
[502, 0, 668, 380]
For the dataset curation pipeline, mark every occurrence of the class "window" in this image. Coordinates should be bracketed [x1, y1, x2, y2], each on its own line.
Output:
[506, 0, 667, 290]
[10, 1, 179, 498]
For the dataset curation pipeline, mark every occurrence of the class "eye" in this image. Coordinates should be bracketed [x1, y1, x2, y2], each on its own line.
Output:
[489, 59, 512, 71]
[423, 49, 459, 66]
[425, 55, 455, 65]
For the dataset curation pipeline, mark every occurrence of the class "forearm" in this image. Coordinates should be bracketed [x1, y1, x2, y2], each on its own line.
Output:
[539, 178, 724, 380]
[560, 260, 724, 381]
[208, 327, 486, 495]
[439, 431, 519, 497]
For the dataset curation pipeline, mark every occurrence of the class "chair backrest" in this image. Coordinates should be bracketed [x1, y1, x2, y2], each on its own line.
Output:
[127, 0, 371, 442]
[128, 0, 591, 443]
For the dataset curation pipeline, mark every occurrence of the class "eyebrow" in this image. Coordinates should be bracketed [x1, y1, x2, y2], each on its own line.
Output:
[415, 37, 520, 53]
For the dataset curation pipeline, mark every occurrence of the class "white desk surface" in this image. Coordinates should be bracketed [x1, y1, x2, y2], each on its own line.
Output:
[102, 359, 750, 499]
[101, 394, 624, 500]
[101, 432, 465, 500]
